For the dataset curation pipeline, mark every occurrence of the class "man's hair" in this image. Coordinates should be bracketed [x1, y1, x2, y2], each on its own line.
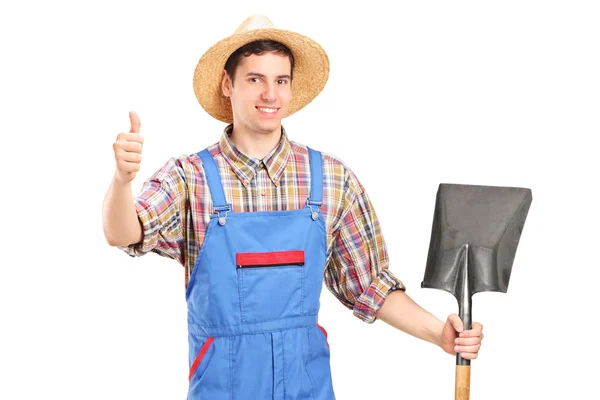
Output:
[224, 40, 295, 85]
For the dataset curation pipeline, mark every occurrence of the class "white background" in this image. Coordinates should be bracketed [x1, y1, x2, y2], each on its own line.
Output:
[1, 0, 599, 399]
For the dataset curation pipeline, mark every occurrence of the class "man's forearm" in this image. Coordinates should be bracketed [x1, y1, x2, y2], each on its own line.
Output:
[375, 290, 444, 347]
[102, 176, 143, 247]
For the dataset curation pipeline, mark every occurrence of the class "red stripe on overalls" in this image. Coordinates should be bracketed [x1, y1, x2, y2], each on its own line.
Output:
[189, 337, 214, 381]
[317, 324, 330, 348]
[236, 250, 304, 266]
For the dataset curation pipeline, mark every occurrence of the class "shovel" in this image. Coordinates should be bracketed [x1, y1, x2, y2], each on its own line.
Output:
[421, 183, 532, 400]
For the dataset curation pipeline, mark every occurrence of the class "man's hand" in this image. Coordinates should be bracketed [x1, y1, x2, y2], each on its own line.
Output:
[113, 111, 144, 183]
[441, 314, 484, 360]
[103, 111, 144, 246]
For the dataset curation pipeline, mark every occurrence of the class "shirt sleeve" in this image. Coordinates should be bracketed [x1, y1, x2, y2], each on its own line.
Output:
[118, 157, 188, 266]
[324, 169, 405, 324]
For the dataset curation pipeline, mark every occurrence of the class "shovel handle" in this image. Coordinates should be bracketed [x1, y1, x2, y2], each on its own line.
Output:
[455, 365, 470, 400]
[455, 308, 472, 399]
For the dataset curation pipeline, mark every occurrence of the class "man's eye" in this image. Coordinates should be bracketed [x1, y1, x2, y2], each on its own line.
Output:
[278, 79, 288, 85]
[250, 77, 261, 83]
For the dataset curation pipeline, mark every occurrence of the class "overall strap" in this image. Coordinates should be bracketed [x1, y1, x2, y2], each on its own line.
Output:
[197, 149, 231, 213]
[307, 147, 323, 207]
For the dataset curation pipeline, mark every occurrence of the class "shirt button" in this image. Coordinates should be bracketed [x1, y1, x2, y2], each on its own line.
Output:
[261, 191, 266, 196]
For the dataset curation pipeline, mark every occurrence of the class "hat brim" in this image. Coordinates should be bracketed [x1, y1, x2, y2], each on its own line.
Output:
[193, 28, 329, 123]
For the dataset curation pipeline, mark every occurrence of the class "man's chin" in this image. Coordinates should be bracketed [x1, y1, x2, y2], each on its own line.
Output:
[254, 121, 282, 135]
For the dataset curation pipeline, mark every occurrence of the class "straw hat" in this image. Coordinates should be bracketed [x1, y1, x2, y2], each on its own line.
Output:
[193, 15, 330, 123]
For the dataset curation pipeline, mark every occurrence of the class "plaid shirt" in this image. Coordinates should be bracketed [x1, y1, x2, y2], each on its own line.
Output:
[121, 125, 405, 323]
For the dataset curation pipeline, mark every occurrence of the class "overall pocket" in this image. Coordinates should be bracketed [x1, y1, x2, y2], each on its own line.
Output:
[236, 250, 305, 323]
[305, 325, 335, 399]
[189, 337, 214, 382]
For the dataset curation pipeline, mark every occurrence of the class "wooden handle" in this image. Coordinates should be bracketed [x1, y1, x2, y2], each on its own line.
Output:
[455, 365, 471, 400]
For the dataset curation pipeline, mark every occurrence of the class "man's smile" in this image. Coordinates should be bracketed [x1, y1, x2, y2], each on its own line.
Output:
[256, 106, 280, 115]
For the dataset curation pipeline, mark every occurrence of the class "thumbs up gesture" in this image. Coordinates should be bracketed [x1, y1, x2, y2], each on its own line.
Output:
[113, 111, 144, 183]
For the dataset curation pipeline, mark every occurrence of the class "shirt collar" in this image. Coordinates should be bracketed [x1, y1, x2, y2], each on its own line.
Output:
[218, 124, 291, 187]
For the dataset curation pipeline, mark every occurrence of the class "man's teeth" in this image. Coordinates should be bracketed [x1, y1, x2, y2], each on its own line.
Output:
[258, 107, 277, 113]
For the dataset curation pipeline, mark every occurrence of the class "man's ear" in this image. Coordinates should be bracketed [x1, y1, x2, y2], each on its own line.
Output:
[221, 70, 232, 97]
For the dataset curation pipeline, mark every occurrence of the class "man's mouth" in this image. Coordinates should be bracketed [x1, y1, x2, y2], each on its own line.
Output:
[256, 106, 279, 115]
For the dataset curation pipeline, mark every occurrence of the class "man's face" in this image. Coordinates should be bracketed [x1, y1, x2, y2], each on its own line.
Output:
[222, 52, 292, 136]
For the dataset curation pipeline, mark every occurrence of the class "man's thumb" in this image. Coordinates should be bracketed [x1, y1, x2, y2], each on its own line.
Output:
[129, 111, 141, 134]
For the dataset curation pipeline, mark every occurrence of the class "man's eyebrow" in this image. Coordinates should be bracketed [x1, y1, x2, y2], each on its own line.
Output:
[246, 72, 291, 79]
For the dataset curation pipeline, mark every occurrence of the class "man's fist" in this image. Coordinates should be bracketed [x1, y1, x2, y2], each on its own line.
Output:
[113, 111, 144, 183]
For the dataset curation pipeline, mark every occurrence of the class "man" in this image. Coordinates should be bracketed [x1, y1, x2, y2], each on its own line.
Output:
[103, 15, 483, 399]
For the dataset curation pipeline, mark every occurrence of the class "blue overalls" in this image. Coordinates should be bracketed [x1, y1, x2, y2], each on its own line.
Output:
[184, 148, 335, 399]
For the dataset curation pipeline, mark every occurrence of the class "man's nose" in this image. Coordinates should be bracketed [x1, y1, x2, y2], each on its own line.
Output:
[261, 82, 277, 102]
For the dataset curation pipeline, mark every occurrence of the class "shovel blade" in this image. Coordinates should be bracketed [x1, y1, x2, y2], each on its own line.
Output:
[421, 183, 532, 300]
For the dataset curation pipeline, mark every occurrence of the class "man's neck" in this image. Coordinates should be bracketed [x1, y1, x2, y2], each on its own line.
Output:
[229, 125, 282, 159]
